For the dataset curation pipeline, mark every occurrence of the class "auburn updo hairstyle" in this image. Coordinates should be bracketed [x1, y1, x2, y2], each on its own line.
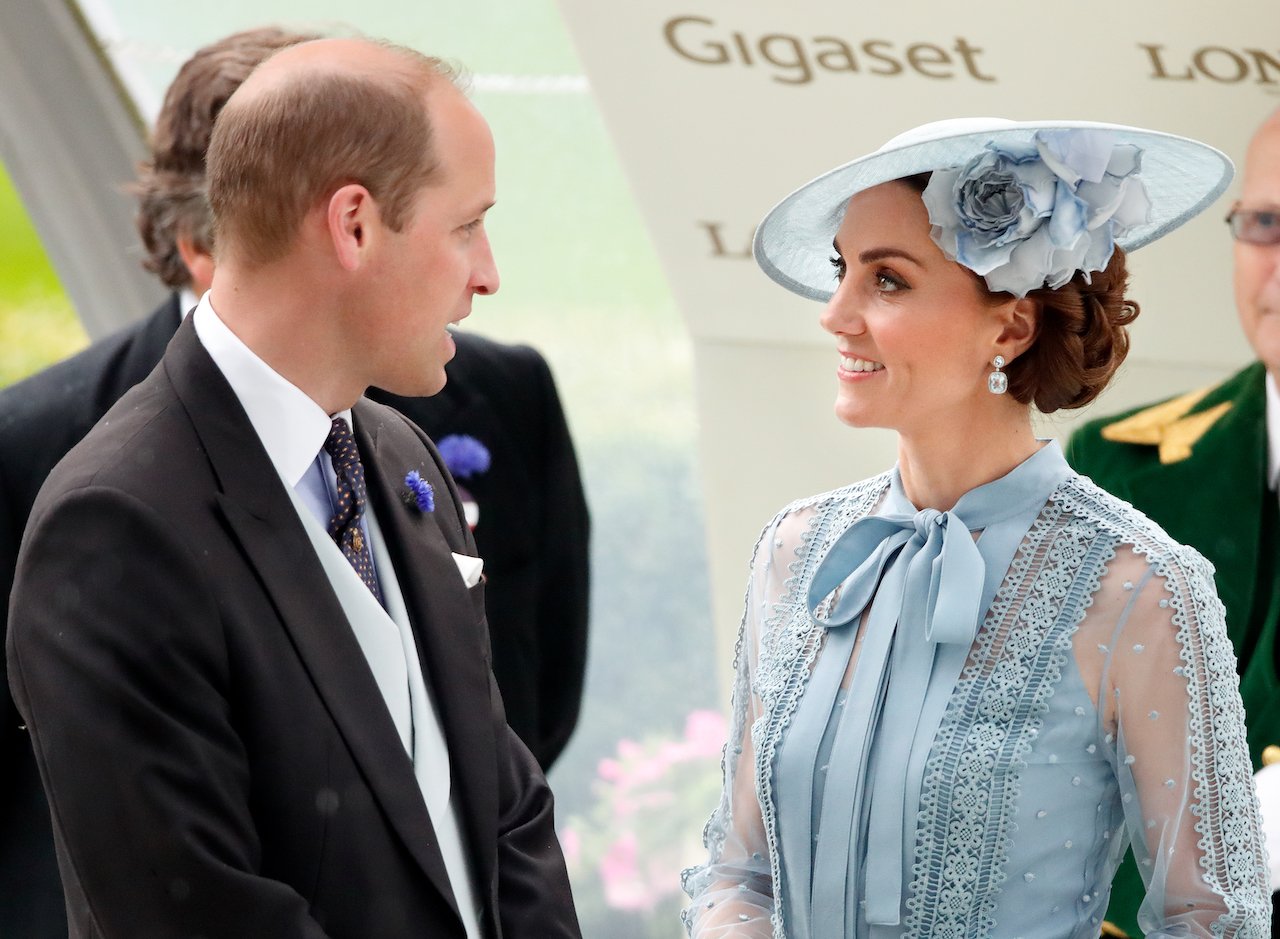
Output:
[1004, 250, 1139, 413]
[900, 173, 1140, 415]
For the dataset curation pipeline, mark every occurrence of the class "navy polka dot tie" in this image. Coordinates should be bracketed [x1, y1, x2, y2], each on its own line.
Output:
[323, 417, 383, 604]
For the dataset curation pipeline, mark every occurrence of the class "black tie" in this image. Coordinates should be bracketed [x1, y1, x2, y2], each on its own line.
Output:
[322, 417, 383, 604]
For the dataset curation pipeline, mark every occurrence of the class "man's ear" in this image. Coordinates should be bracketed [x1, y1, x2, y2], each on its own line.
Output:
[997, 296, 1041, 362]
[327, 184, 376, 272]
[176, 235, 214, 295]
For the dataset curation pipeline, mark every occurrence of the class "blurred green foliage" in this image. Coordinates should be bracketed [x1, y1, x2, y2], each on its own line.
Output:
[0, 163, 86, 388]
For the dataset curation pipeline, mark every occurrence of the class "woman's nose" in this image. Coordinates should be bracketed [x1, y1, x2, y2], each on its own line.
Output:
[820, 284, 865, 336]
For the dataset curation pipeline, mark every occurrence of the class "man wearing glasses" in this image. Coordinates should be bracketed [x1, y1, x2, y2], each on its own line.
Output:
[1068, 106, 1280, 937]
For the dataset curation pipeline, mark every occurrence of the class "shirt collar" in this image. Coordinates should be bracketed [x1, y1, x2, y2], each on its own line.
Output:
[1267, 369, 1280, 491]
[178, 288, 200, 320]
[192, 294, 346, 489]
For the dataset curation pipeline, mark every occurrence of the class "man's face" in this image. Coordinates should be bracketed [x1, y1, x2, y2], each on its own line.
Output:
[365, 86, 499, 397]
[1235, 116, 1280, 376]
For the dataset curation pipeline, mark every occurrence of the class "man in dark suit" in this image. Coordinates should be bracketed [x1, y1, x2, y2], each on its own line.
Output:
[0, 28, 588, 936]
[6, 36, 579, 938]
[1068, 106, 1280, 937]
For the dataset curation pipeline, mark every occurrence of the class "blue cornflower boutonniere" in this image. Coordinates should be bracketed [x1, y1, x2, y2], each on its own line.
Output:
[436, 434, 491, 479]
[436, 434, 490, 531]
[403, 470, 435, 513]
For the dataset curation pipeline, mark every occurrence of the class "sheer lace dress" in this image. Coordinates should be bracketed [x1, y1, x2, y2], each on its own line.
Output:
[683, 442, 1269, 938]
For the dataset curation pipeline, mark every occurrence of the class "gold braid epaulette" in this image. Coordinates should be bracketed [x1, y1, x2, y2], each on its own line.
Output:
[1099, 386, 1232, 465]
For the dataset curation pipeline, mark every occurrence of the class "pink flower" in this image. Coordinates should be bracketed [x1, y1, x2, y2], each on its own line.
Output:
[600, 832, 658, 911]
[628, 753, 673, 786]
[684, 709, 728, 758]
[617, 738, 643, 760]
[597, 757, 625, 782]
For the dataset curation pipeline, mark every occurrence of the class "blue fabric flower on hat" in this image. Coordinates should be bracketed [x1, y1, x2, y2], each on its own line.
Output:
[436, 434, 491, 479]
[921, 129, 1152, 297]
[403, 470, 435, 512]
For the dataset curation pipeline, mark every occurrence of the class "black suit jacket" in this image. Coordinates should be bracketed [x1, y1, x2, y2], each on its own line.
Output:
[0, 295, 182, 936]
[6, 319, 579, 938]
[0, 297, 588, 936]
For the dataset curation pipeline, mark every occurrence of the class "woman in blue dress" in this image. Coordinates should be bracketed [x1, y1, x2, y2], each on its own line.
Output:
[682, 118, 1271, 938]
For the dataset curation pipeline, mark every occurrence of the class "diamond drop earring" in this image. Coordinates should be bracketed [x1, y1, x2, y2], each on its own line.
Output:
[988, 355, 1008, 395]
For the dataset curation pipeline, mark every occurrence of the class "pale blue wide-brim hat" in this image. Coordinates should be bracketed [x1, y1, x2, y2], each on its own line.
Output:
[753, 117, 1234, 302]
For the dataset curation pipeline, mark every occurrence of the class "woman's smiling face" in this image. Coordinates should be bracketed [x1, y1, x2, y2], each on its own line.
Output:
[820, 179, 1021, 435]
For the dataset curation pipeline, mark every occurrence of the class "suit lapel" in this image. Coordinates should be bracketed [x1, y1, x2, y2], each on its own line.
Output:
[354, 402, 500, 901]
[161, 320, 464, 919]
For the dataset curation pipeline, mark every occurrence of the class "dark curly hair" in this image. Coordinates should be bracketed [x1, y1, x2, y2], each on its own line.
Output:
[132, 27, 318, 289]
[900, 173, 1140, 414]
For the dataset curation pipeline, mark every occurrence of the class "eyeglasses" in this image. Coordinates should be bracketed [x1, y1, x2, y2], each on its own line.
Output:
[1226, 206, 1280, 245]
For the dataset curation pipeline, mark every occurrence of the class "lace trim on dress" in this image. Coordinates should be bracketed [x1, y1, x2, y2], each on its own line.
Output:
[1054, 477, 1270, 934]
[902, 495, 1106, 935]
[752, 475, 890, 937]
[680, 474, 889, 938]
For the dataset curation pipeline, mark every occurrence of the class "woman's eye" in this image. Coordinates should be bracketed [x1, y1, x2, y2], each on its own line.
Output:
[875, 270, 907, 292]
[829, 255, 847, 282]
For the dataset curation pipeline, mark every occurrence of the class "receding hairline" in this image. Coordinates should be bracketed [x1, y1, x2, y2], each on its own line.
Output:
[1244, 106, 1280, 187]
[225, 38, 458, 114]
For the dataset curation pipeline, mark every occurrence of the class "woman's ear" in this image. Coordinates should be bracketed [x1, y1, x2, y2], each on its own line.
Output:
[998, 296, 1041, 361]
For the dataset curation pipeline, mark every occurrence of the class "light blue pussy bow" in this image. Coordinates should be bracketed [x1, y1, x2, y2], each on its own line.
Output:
[801, 442, 1071, 931]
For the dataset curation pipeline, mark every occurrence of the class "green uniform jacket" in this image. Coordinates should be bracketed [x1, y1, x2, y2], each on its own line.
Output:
[1067, 360, 1280, 937]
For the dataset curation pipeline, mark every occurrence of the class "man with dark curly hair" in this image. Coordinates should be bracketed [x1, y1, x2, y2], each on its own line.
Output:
[1068, 106, 1280, 937]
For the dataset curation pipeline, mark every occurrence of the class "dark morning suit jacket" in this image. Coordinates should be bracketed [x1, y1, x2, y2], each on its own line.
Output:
[6, 317, 580, 938]
[0, 295, 588, 936]
[0, 293, 184, 937]
[1067, 360, 1280, 937]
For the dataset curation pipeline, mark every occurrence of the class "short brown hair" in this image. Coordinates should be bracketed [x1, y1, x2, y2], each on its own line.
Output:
[133, 27, 317, 289]
[206, 45, 458, 264]
[900, 173, 1139, 414]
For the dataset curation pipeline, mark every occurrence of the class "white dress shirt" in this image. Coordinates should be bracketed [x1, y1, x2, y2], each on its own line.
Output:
[191, 296, 481, 937]
[179, 288, 199, 319]
[1266, 369, 1280, 493]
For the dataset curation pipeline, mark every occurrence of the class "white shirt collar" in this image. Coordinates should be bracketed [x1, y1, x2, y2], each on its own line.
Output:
[178, 288, 200, 320]
[1266, 369, 1280, 491]
[192, 294, 343, 488]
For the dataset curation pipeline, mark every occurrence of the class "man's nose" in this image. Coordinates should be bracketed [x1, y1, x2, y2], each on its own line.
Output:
[472, 236, 500, 296]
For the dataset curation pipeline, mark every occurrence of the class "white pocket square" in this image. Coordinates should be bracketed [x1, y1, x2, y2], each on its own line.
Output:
[451, 552, 484, 588]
